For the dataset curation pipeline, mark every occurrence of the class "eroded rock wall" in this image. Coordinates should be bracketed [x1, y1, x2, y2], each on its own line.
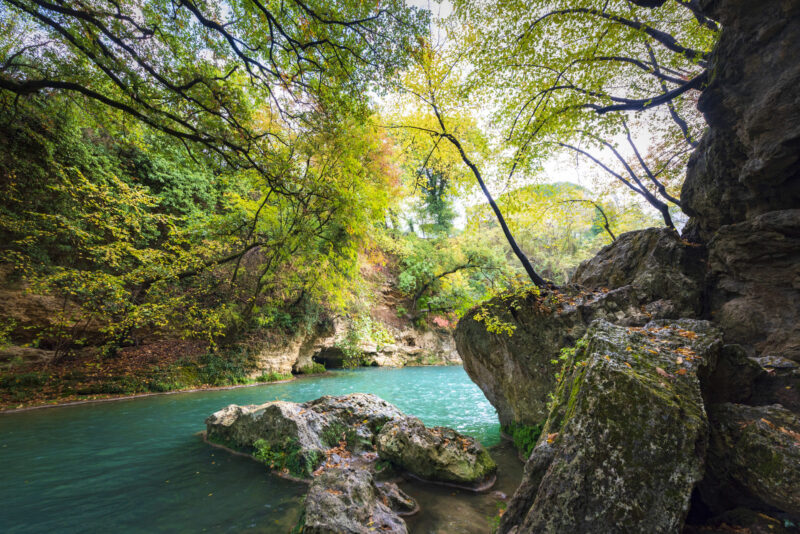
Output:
[455, 227, 706, 427]
[682, 0, 800, 363]
[455, 1, 800, 531]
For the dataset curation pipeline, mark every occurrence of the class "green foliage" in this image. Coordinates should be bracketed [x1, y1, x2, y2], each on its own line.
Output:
[255, 371, 292, 383]
[384, 230, 512, 321]
[194, 350, 259, 387]
[321, 423, 360, 450]
[253, 438, 323, 479]
[336, 315, 395, 368]
[472, 283, 542, 336]
[0, 371, 48, 389]
[454, 0, 715, 189]
[502, 422, 544, 458]
[0, 318, 14, 349]
[297, 363, 326, 375]
[488, 501, 508, 533]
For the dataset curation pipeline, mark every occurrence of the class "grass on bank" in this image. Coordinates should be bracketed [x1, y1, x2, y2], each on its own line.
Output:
[0, 342, 328, 409]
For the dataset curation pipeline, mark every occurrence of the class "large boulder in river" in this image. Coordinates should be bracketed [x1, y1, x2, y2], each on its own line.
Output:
[376, 416, 497, 488]
[497, 319, 720, 534]
[298, 466, 414, 534]
[206, 392, 497, 493]
[700, 403, 800, 516]
[205, 393, 406, 477]
[454, 287, 585, 428]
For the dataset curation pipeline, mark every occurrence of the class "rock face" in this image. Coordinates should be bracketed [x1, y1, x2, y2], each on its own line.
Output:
[250, 316, 461, 376]
[572, 227, 706, 319]
[682, 2, 800, 239]
[455, 289, 585, 427]
[455, 228, 706, 428]
[706, 210, 800, 362]
[454, 2, 800, 531]
[300, 467, 413, 534]
[376, 417, 497, 487]
[701, 403, 800, 516]
[497, 319, 720, 534]
[680, 0, 800, 367]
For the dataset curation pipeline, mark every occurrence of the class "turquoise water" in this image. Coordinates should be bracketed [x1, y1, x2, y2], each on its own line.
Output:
[0, 367, 501, 533]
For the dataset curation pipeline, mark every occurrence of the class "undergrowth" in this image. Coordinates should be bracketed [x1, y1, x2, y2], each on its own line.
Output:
[502, 422, 543, 458]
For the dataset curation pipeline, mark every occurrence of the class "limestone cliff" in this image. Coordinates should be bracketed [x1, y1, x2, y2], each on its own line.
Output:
[456, 0, 800, 530]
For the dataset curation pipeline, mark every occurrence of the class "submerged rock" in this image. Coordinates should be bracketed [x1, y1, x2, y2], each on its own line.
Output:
[376, 416, 497, 488]
[700, 403, 800, 516]
[299, 467, 412, 534]
[498, 319, 720, 533]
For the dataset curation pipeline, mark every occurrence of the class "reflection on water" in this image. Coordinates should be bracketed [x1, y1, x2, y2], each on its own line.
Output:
[0, 366, 520, 533]
[403, 439, 523, 534]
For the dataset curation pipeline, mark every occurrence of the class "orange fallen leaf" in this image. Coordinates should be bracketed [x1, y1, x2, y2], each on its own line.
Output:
[656, 367, 674, 379]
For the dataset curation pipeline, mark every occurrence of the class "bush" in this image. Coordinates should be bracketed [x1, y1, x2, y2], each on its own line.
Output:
[297, 362, 326, 375]
[253, 438, 322, 478]
[195, 348, 258, 386]
[321, 422, 364, 450]
[0, 372, 48, 389]
[255, 371, 291, 382]
[76, 376, 143, 395]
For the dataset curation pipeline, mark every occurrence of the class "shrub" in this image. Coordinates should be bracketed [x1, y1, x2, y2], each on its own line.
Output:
[297, 362, 326, 375]
[256, 371, 291, 382]
[502, 422, 543, 458]
[253, 438, 322, 478]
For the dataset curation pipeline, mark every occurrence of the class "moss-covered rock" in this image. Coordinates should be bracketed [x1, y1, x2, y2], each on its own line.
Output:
[498, 319, 721, 533]
[205, 393, 407, 478]
[700, 403, 800, 516]
[376, 416, 497, 488]
[455, 229, 706, 430]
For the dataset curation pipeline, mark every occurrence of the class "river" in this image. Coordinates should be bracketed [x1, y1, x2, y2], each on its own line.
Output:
[0, 366, 522, 533]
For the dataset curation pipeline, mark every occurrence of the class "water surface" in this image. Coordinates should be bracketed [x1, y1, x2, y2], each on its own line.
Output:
[0, 367, 513, 533]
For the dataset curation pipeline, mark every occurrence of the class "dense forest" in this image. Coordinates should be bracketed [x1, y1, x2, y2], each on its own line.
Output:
[1, 1, 798, 533]
[0, 0, 672, 403]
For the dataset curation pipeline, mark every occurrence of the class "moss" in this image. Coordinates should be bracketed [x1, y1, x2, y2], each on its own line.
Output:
[502, 422, 543, 457]
[291, 509, 306, 534]
[321, 422, 361, 450]
[253, 437, 322, 478]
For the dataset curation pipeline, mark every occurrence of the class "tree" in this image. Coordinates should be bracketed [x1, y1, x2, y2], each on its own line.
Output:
[0, 0, 427, 219]
[452, 0, 716, 229]
[387, 38, 550, 287]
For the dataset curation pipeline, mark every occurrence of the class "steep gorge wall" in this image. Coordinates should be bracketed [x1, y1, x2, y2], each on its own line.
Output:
[456, 1, 800, 530]
[682, 0, 800, 363]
